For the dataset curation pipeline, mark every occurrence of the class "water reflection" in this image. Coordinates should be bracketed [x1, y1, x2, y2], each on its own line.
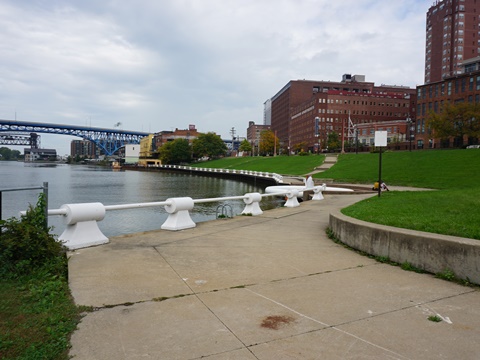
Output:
[0, 162, 281, 237]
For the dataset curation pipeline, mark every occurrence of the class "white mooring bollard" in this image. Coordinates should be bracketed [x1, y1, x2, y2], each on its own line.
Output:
[161, 197, 196, 230]
[312, 184, 327, 200]
[284, 189, 300, 208]
[58, 203, 108, 250]
[241, 192, 263, 215]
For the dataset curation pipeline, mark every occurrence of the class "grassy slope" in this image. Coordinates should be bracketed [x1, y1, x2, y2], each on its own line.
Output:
[315, 149, 480, 239]
[198, 150, 480, 239]
[192, 155, 324, 176]
[0, 268, 82, 359]
[313, 149, 480, 189]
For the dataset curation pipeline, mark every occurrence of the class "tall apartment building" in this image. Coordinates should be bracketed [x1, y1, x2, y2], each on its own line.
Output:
[425, 0, 479, 84]
[70, 140, 98, 159]
[267, 75, 416, 153]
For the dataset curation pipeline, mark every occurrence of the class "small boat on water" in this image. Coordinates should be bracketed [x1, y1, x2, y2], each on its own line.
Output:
[111, 161, 122, 170]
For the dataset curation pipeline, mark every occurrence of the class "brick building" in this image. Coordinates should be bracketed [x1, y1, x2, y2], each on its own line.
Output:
[268, 75, 416, 153]
[246, 121, 270, 155]
[153, 125, 199, 150]
[416, 68, 480, 148]
[355, 120, 415, 150]
[24, 148, 57, 162]
[70, 140, 98, 159]
[425, 0, 479, 84]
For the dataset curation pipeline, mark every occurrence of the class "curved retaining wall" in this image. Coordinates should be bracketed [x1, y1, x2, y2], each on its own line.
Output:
[329, 211, 480, 285]
[124, 164, 281, 186]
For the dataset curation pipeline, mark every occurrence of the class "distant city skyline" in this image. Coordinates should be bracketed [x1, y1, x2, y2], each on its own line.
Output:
[1, 0, 431, 156]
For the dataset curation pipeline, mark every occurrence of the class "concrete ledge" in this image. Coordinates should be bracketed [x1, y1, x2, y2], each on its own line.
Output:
[329, 210, 480, 285]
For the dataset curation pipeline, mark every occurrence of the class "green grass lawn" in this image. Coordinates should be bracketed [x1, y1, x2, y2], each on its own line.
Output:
[198, 149, 480, 240]
[314, 149, 480, 239]
[192, 155, 324, 175]
[0, 266, 83, 360]
[313, 149, 480, 189]
[342, 189, 480, 240]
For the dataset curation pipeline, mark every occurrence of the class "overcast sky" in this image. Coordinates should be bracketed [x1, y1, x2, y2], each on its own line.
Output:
[1, 0, 432, 156]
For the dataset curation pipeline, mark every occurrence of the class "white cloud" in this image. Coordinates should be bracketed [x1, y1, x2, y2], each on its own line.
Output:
[0, 0, 431, 155]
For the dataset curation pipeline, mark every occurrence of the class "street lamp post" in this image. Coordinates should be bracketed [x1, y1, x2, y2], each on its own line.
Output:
[314, 117, 320, 154]
[406, 116, 414, 152]
[354, 124, 358, 154]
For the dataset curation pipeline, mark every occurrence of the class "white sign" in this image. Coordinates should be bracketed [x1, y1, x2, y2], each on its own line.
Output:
[374, 131, 388, 147]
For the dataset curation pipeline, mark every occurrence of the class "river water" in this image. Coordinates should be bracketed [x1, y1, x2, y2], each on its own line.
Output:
[0, 162, 280, 237]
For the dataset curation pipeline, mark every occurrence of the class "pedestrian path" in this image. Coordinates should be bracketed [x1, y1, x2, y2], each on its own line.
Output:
[307, 153, 338, 175]
[68, 194, 480, 360]
[282, 154, 337, 185]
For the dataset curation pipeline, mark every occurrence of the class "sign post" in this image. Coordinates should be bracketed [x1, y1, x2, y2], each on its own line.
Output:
[374, 131, 387, 198]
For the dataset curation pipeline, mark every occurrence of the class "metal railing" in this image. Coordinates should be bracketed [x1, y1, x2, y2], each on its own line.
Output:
[146, 164, 285, 184]
[31, 186, 322, 250]
[0, 182, 49, 229]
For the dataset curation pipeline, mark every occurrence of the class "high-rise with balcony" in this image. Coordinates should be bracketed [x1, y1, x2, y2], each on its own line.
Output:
[425, 0, 479, 84]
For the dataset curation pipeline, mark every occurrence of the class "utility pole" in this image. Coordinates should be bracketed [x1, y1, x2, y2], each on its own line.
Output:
[274, 130, 277, 156]
[230, 127, 236, 156]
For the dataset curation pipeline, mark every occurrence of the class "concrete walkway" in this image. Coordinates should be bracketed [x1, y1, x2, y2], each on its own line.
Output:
[68, 194, 480, 359]
[282, 154, 338, 185]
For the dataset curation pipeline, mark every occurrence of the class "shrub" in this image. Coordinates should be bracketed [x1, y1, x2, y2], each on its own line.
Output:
[435, 268, 456, 281]
[0, 193, 66, 275]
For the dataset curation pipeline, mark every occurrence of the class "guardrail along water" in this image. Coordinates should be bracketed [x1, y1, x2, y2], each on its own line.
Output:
[23, 184, 339, 250]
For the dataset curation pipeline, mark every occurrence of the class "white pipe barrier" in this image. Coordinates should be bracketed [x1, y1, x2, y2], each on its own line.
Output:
[152, 164, 285, 184]
[29, 185, 327, 250]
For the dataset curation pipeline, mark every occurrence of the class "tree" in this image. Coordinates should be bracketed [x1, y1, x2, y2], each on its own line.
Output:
[427, 102, 480, 146]
[259, 130, 279, 155]
[238, 139, 252, 154]
[326, 132, 341, 151]
[0, 147, 21, 160]
[192, 132, 227, 160]
[0, 147, 12, 160]
[293, 142, 307, 154]
[11, 149, 21, 159]
[158, 138, 192, 164]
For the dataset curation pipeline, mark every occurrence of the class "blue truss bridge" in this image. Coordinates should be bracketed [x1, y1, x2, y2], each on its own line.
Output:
[0, 119, 150, 156]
